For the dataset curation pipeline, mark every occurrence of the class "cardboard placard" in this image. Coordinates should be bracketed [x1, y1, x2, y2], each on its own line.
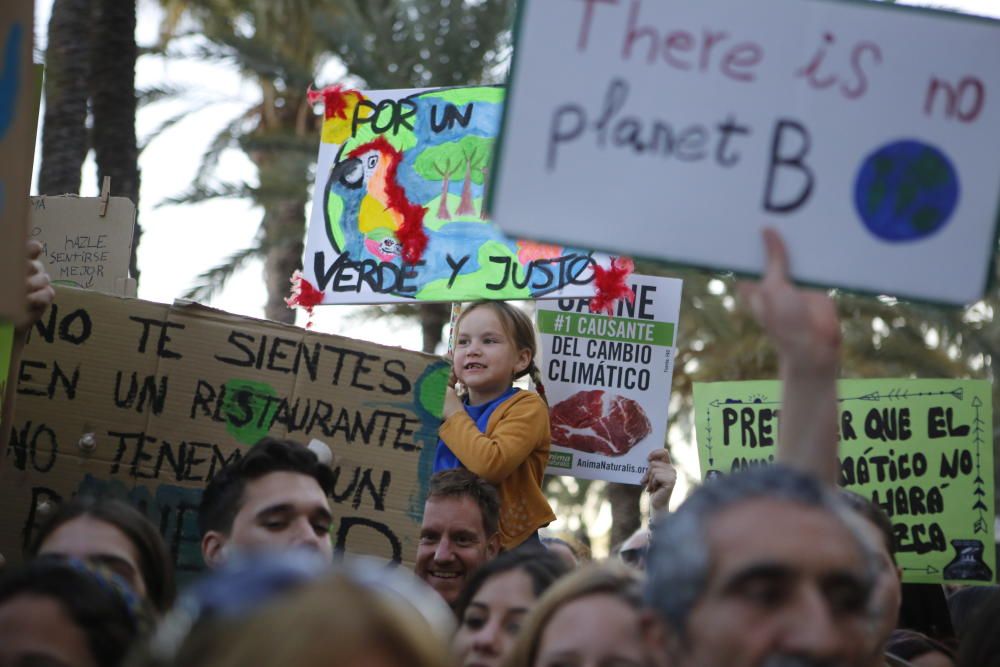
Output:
[694, 379, 995, 584]
[538, 273, 682, 483]
[0, 287, 450, 573]
[0, 2, 34, 324]
[0, 322, 13, 425]
[492, 0, 1000, 305]
[303, 86, 616, 304]
[29, 195, 135, 295]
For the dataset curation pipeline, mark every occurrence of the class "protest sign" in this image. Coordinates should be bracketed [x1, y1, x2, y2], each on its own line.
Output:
[29, 195, 135, 295]
[694, 379, 995, 584]
[0, 2, 34, 324]
[0, 287, 450, 573]
[538, 274, 682, 483]
[303, 85, 616, 305]
[491, 0, 1000, 305]
[0, 322, 13, 424]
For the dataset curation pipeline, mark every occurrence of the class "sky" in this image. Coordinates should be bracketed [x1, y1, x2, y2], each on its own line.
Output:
[28, 0, 1000, 523]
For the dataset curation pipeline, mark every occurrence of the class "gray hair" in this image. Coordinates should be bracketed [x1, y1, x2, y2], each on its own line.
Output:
[644, 465, 876, 631]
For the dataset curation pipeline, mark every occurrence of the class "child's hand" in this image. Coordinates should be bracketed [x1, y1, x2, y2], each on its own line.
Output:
[641, 448, 676, 515]
[442, 369, 464, 419]
[737, 228, 840, 375]
[23, 241, 55, 330]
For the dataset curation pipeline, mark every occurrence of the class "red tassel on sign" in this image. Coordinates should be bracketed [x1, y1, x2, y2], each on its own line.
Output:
[589, 257, 636, 316]
[285, 271, 325, 329]
[306, 84, 362, 120]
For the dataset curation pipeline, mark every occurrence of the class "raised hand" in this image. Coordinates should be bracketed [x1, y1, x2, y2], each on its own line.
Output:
[737, 228, 841, 375]
[641, 448, 676, 516]
[738, 228, 841, 485]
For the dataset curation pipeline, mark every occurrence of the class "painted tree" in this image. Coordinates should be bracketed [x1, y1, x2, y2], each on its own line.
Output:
[412, 141, 465, 220]
[456, 135, 493, 217]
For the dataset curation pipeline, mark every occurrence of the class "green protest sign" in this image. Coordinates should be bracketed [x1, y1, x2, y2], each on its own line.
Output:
[694, 379, 995, 585]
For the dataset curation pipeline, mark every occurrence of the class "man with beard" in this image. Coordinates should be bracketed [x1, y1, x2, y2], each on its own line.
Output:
[415, 469, 502, 609]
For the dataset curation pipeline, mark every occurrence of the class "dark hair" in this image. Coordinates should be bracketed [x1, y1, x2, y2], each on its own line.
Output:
[454, 549, 569, 620]
[646, 465, 873, 631]
[840, 490, 896, 563]
[886, 629, 954, 662]
[957, 590, 1000, 667]
[426, 469, 500, 537]
[0, 555, 146, 667]
[949, 585, 999, 640]
[199, 437, 335, 538]
[28, 495, 176, 613]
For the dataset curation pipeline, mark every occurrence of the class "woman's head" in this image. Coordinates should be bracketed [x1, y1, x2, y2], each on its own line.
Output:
[453, 301, 545, 404]
[145, 562, 453, 667]
[29, 496, 175, 613]
[453, 550, 569, 667]
[0, 555, 147, 667]
[504, 562, 662, 667]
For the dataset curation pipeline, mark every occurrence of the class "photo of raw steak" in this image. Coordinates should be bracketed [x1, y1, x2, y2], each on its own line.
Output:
[549, 390, 652, 457]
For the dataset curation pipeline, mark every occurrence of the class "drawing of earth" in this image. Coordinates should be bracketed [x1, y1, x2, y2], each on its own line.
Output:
[853, 140, 959, 243]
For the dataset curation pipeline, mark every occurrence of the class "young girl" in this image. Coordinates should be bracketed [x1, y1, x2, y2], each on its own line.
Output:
[435, 301, 556, 551]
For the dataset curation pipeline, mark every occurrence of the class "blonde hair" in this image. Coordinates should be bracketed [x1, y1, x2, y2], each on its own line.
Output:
[502, 562, 644, 667]
[142, 571, 452, 667]
[456, 301, 547, 403]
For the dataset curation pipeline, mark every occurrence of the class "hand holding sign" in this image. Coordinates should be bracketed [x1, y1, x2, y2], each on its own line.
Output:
[24, 241, 55, 328]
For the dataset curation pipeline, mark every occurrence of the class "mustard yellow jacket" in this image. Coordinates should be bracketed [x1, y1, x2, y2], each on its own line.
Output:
[439, 390, 556, 549]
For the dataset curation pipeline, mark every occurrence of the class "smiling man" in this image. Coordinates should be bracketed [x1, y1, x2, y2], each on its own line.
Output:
[198, 437, 335, 567]
[415, 469, 502, 609]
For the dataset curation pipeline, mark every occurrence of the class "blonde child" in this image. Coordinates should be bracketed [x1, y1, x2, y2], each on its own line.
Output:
[435, 301, 555, 550]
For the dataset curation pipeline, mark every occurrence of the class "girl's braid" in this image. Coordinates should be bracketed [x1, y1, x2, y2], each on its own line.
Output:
[528, 361, 548, 405]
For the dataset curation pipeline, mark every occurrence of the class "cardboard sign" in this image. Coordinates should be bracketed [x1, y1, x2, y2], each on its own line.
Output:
[303, 86, 615, 305]
[492, 0, 1000, 305]
[0, 287, 450, 573]
[0, 322, 13, 426]
[0, 2, 34, 324]
[29, 195, 135, 295]
[694, 379, 995, 584]
[538, 274, 682, 483]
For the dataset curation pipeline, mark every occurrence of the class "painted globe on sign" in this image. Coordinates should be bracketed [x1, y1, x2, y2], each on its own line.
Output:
[853, 140, 959, 242]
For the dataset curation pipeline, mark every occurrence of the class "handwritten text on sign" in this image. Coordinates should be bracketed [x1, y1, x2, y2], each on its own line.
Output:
[493, 0, 1000, 304]
[694, 379, 995, 584]
[0, 287, 450, 575]
[303, 86, 615, 305]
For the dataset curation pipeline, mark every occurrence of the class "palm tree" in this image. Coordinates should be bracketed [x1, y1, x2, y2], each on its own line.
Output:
[38, 0, 91, 197]
[90, 0, 141, 280]
[39, 0, 142, 281]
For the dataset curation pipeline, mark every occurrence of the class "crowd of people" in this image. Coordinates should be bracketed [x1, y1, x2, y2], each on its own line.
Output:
[1, 233, 999, 667]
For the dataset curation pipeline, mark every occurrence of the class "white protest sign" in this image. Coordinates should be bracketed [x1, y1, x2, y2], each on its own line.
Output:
[492, 0, 1000, 305]
[303, 86, 613, 305]
[29, 195, 135, 296]
[538, 274, 682, 483]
